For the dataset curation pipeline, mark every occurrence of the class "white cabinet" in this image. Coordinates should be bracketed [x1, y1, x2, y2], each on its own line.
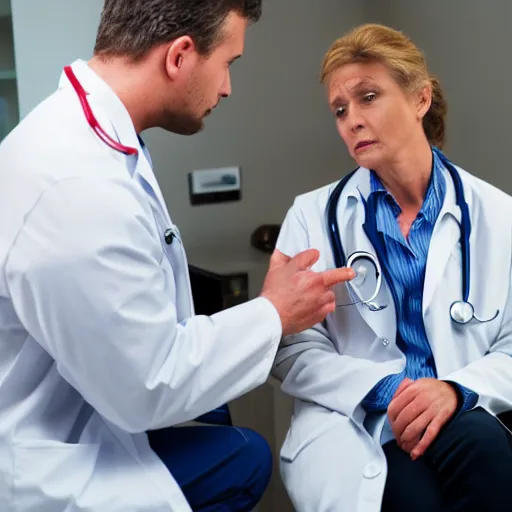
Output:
[0, 0, 19, 141]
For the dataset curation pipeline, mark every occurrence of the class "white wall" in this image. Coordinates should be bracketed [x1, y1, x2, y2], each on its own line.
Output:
[11, 0, 103, 118]
[11, 0, 362, 255]
[364, 0, 512, 194]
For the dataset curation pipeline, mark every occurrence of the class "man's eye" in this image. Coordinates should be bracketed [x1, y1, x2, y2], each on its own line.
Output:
[363, 93, 376, 102]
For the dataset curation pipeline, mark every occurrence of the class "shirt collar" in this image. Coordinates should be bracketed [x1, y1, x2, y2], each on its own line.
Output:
[421, 151, 447, 224]
[367, 149, 447, 225]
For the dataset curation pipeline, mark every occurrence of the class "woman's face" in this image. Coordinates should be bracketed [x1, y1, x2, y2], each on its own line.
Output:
[326, 61, 431, 171]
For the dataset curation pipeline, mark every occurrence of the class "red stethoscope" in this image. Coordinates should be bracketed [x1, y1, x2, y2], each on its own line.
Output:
[64, 65, 139, 156]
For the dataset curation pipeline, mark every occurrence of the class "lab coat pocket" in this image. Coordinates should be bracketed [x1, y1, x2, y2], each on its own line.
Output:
[280, 402, 344, 463]
[12, 439, 98, 507]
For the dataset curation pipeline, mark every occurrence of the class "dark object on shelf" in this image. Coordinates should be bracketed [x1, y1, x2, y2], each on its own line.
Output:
[250, 224, 281, 253]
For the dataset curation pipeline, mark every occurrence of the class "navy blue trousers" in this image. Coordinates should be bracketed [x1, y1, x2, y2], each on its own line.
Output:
[147, 426, 272, 511]
[382, 408, 512, 511]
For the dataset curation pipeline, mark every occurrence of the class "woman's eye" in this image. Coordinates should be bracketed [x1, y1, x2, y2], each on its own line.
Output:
[335, 106, 346, 118]
[363, 92, 376, 102]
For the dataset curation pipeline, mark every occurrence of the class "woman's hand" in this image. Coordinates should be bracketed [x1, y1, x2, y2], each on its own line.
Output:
[387, 378, 458, 460]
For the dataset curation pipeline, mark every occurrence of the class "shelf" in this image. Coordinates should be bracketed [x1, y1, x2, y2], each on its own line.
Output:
[0, 69, 15, 81]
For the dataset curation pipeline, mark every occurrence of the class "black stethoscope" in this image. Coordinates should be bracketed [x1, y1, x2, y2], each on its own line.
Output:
[64, 65, 179, 246]
[326, 148, 499, 325]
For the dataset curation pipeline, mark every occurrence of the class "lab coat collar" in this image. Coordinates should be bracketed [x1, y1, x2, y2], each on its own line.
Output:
[423, 164, 463, 311]
[336, 167, 396, 340]
[336, 161, 463, 337]
[339, 161, 462, 236]
[342, 155, 460, 217]
[59, 59, 141, 160]
[59, 60, 171, 225]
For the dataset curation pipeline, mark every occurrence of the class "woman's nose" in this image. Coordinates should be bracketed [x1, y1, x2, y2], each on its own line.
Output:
[347, 107, 365, 133]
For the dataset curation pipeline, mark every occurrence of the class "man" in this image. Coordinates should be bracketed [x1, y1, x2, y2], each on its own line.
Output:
[0, 1, 354, 511]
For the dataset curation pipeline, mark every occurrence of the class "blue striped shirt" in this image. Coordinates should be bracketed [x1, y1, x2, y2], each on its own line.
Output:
[361, 151, 478, 413]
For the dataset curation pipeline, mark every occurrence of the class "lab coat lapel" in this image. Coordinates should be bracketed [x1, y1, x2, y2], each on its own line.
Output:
[338, 169, 396, 339]
[133, 148, 195, 319]
[423, 167, 462, 312]
[62, 60, 194, 318]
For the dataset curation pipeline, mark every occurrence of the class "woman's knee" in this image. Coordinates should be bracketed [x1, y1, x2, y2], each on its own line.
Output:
[443, 408, 507, 449]
[428, 408, 512, 467]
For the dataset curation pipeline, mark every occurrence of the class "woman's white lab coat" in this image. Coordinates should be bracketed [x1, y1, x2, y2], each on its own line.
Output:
[0, 60, 282, 511]
[273, 164, 512, 512]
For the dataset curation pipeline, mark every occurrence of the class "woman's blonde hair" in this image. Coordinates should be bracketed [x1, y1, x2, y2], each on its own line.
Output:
[321, 24, 447, 149]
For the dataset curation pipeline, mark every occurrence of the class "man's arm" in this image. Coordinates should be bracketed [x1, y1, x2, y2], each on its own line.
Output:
[5, 177, 352, 433]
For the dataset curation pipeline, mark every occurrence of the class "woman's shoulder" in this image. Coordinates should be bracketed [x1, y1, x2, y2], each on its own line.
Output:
[291, 168, 366, 213]
[292, 182, 337, 211]
[457, 164, 512, 211]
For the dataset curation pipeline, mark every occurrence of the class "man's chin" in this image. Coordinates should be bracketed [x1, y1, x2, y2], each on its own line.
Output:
[162, 117, 204, 136]
[178, 122, 204, 136]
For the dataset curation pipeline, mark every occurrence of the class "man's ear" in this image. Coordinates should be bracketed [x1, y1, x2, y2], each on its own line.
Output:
[164, 36, 197, 80]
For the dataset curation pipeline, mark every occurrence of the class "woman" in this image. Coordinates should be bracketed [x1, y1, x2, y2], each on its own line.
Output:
[271, 23, 512, 512]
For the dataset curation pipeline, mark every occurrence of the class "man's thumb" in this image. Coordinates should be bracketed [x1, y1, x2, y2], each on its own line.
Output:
[291, 248, 320, 271]
[269, 249, 292, 271]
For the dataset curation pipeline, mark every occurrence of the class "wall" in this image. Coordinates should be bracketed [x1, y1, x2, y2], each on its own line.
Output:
[363, 0, 512, 194]
[11, 0, 103, 118]
[0, 0, 10, 17]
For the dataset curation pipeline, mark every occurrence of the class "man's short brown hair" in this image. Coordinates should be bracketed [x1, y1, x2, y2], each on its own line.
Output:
[94, 0, 262, 61]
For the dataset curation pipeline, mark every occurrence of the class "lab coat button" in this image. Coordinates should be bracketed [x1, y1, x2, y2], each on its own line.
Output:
[364, 462, 382, 479]
[382, 338, 389, 347]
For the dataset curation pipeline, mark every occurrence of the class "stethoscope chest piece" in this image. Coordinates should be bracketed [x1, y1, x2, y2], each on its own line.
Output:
[450, 301, 474, 324]
[339, 251, 387, 311]
[450, 300, 500, 325]
[450, 300, 499, 325]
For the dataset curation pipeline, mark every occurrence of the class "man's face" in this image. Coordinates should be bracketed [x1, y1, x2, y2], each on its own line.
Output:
[163, 12, 247, 135]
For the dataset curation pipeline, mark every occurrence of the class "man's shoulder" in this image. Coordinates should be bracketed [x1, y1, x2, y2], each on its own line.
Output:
[0, 88, 128, 187]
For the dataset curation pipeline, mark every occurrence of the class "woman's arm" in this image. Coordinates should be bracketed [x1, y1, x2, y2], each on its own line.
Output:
[271, 200, 401, 422]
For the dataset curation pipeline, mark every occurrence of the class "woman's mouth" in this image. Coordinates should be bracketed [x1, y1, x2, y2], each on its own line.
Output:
[355, 140, 377, 152]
